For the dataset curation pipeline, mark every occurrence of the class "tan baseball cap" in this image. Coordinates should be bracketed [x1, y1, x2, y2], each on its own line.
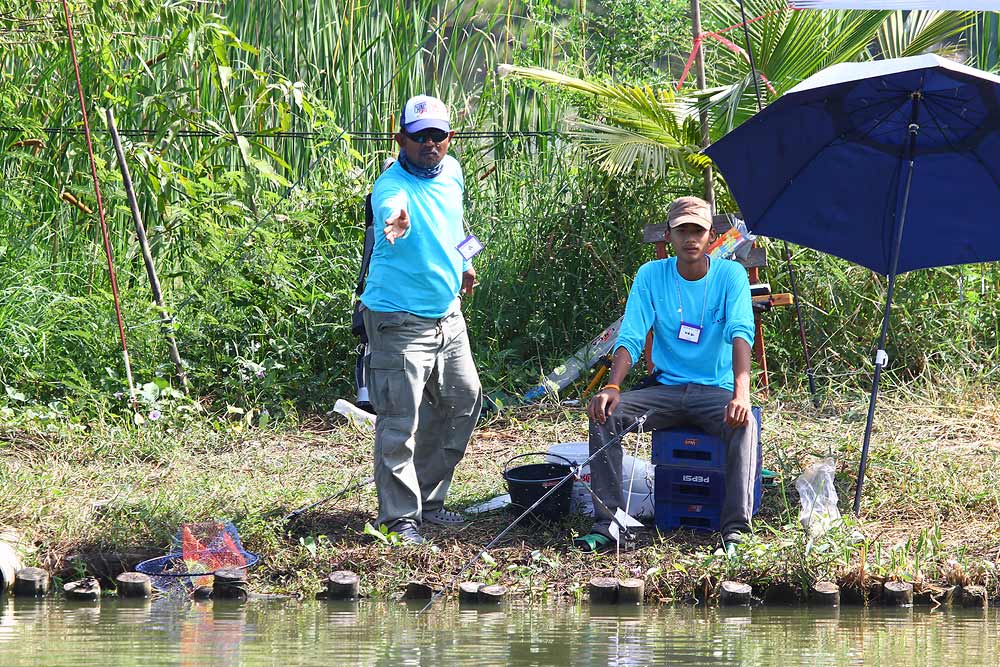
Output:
[667, 196, 713, 230]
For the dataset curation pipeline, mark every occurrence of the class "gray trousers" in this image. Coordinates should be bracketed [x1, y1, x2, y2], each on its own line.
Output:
[363, 302, 482, 527]
[589, 382, 758, 538]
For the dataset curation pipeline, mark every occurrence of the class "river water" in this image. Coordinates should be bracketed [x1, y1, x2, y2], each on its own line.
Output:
[0, 598, 996, 666]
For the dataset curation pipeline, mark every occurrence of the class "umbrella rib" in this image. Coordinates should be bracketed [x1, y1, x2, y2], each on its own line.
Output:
[836, 98, 913, 148]
[920, 95, 982, 140]
[921, 101, 1000, 194]
[841, 92, 908, 120]
[746, 97, 908, 272]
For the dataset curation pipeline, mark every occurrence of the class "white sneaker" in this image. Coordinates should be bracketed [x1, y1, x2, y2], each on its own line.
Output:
[423, 508, 467, 526]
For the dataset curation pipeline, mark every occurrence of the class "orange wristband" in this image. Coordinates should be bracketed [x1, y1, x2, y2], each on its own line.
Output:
[602, 384, 621, 392]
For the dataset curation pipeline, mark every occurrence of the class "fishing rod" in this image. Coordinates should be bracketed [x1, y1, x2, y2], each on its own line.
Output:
[0, 125, 561, 141]
[418, 413, 650, 614]
[283, 474, 376, 525]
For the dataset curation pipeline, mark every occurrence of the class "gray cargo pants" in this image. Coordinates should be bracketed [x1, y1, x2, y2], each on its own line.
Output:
[363, 301, 482, 528]
[589, 382, 758, 538]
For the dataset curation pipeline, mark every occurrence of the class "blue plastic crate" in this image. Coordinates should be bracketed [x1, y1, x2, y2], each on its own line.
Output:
[651, 428, 725, 467]
[653, 466, 764, 512]
[651, 407, 762, 467]
[653, 501, 721, 531]
[654, 465, 726, 504]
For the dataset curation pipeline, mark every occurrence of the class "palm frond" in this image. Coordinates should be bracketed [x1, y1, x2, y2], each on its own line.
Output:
[968, 12, 999, 72]
[876, 10, 974, 60]
[499, 64, 703, 178]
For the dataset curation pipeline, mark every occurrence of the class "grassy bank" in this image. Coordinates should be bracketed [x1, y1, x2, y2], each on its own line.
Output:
[1, 380, 998, 605]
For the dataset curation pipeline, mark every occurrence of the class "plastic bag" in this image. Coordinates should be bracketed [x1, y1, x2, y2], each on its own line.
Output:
[707, 217, 757, 260]
[794, 458, 841, 536]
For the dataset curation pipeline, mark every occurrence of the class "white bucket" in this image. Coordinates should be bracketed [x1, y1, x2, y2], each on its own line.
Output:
[545, 442, 655, 518]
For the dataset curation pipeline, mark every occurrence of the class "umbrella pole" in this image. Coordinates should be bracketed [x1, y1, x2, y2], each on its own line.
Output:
[853, 115, 921, 515]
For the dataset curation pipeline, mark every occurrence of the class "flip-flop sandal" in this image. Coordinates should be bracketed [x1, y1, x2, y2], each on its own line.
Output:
[572, 533, 614, 553]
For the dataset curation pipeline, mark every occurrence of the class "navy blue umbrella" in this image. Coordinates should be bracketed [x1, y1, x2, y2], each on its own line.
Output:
[705, 55, 1000, 514]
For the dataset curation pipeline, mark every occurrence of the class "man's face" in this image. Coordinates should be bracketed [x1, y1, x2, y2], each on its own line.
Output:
[666, 223, 715, 262]
[395, 128, 454, 169]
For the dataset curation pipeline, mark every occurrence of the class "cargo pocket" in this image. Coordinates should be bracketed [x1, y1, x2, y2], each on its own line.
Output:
[367, 351, 410, 417]
[375, 311, 409, 332]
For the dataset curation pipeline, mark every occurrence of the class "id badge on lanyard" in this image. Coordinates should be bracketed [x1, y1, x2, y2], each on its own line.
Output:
[677, 321, 702, 344]
[456, 234, 484, 261]
[674, 257, 709, 345]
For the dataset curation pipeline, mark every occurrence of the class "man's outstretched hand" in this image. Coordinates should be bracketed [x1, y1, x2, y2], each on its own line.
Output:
[384, 208, 410, 244]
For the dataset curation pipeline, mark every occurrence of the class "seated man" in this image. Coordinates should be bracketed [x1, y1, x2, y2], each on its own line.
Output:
[575, 196, 758, 553]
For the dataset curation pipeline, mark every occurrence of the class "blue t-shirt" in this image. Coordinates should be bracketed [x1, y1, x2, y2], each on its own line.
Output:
[361, 156, 469, 319]
[614, 257, 755, 391]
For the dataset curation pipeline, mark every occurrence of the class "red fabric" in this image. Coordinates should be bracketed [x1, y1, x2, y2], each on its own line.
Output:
[676, 8, 792, 95]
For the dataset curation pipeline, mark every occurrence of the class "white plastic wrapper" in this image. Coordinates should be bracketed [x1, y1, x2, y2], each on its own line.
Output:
[794, 457, 842, 536]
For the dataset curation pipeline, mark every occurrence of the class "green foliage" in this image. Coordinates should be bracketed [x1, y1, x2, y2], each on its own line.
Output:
[1, 0, 998, 425]
[584, 0, 691, 84]
[363, 522, 405, 548]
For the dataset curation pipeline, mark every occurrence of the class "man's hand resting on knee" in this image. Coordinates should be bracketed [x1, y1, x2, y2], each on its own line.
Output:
[725, 393, 751, 427]
[588, 387, 620, 425]
[588, 348, 633, 425]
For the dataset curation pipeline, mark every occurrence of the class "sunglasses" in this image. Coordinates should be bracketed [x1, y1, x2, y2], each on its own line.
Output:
[404, 129, 450, 144]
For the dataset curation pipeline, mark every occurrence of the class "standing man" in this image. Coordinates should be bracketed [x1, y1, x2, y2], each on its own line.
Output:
[574, 196, 758, 554]
[360, 94, 482, 545]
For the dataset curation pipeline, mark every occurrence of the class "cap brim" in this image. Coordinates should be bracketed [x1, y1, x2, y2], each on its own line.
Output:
[668, 214, 712, 230]
[403, 118, 450, 133]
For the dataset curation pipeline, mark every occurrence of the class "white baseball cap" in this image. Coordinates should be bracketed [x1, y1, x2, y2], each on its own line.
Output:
[401, 94, 451, 133]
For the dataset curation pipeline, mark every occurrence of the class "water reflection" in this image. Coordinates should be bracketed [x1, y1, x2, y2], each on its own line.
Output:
[0, 598, 995, 666]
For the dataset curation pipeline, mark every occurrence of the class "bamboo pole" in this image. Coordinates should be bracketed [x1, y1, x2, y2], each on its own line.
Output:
[690, 0, 714, 210]
[60, 0, 137, 408]
[106, 109, 189, 393]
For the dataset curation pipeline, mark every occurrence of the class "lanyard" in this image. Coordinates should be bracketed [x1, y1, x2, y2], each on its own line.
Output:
[673, 256, 710, 326]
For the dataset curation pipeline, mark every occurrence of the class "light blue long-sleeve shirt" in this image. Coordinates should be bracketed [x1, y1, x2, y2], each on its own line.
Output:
[361, 156, 470, 319]
[614, 257, 755, 391]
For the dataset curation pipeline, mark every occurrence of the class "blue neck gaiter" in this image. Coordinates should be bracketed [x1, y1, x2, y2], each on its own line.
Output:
[398, 148, 444, 179]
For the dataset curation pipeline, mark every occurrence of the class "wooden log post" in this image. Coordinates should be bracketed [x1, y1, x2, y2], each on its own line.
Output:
[477, 584, 507, 605]
[812, 581, 840, 606]
[64, 577, 101, 601]
[617, 579, 644, 605]
[720, 581, 753, 606]
[115, 572, 152, 598]
[589, 577, 620, 604]
[883, 581, 913, 606]
[458, 582, 485, 605]
[192, 586, 213, 600]
[326, 571, 360, 600]
[959, 585, 988, 609]
[403, 581, 436, 600]
[763, 582, 799, 604]
[213, 568, 249, 601]
[13, 567, 50, 597]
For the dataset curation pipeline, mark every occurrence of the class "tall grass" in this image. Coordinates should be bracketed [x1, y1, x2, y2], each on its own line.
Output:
[1, 0, 997, 418]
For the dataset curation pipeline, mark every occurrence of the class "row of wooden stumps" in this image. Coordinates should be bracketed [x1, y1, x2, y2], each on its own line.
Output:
[716, 580, 990, 608]
[319, 571, 510, 606]
[588, 577, 645, 605]
[318, 571, 989, 608]
[8, 566, 251, 601]
[10, 567, 146, 601]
